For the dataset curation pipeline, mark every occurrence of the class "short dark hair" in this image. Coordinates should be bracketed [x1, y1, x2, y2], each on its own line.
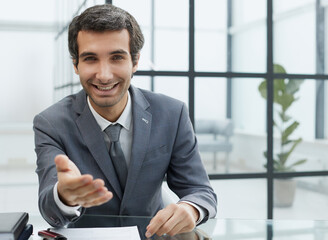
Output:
[68, 4, 144, 67]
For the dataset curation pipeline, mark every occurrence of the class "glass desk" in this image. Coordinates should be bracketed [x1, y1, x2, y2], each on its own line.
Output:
[29, 214, 328, 240]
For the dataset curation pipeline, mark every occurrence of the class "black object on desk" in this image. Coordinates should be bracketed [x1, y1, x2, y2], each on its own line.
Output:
[17, 224, 33, 240]
[0, 212, 29, 240]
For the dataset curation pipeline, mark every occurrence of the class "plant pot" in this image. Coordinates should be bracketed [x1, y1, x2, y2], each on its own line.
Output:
[274, 178, 296, 208]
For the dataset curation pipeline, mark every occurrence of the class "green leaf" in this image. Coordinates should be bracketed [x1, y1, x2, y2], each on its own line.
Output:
[273, 159, 286, 171]
[282, 139, 293, 146]
[286, 79, 304, 95]
[277, 138, 302, 165]
[278, 166, 295, 172]
[286, 159, 307, 169]
[277, 152, 288, 166]
[263, 151, 280, 169]
[258, 80, 267, 99]
[273, 64, 287, 74]
[278, 111, 292, 122]
[274, 79, 286, 93]
[263, 151, 268, 159]
[275, 93, 294, 111]
[282, 121, 300, 143]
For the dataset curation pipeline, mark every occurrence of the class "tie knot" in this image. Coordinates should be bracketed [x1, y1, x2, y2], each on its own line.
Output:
[104, 124, 122, 142]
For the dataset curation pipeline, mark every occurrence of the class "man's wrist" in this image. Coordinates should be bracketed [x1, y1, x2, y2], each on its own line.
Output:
[179, 201, 205, 225]
[53, 182, 81, 216]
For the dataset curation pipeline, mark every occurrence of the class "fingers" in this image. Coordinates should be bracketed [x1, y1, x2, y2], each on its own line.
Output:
[146, 207, 172, 238]
[55, 154, 82, 176]
[68, 178, 103, 197]
[67, 179, 111, 204]
[77, 189, 113, 208]
[55, 154, 113, 207]
[59, 174, 93, 190]
[58, 174, 112, 207]
[60, 178, 112, 207]
[145, 203, 196, 238]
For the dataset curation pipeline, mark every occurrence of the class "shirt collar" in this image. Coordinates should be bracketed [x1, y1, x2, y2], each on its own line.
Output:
[87, 92, 132, 132]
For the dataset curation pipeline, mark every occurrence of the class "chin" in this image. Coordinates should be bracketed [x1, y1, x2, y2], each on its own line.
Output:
[93, 99, 117, 108]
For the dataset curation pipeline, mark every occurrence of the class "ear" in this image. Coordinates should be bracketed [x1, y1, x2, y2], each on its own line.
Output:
[132, 53, 140, 73]
[73, 60, 79, 74]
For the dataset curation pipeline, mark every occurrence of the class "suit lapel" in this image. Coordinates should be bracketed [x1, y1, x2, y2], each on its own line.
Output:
[74, 91, 123, 199]
[122, 86, 152, 206]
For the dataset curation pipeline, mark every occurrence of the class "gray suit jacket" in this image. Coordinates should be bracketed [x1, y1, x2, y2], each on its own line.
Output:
[33, 85, 217, 227]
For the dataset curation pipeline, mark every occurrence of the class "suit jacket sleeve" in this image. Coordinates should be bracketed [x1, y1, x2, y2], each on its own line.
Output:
[166, 103, 217, 223]
[33, 113, 81, 227]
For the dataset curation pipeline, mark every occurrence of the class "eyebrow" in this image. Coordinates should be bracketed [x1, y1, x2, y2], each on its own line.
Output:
[79, 52, 96, 58]
[79, 49, 129, 58]
[111, 49, 129, 55]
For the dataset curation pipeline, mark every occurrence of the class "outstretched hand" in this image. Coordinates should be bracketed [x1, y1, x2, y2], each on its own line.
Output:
[55, 154, 113, 208]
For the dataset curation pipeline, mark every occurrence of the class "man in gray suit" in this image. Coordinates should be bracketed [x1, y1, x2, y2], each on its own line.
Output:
[34, 4, 216, 238]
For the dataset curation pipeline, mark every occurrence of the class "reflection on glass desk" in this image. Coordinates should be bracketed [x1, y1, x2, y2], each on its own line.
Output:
[29, 214, 328, 240]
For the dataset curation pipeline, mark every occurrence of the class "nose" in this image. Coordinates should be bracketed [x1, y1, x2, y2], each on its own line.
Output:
[96, 61, 114, 83]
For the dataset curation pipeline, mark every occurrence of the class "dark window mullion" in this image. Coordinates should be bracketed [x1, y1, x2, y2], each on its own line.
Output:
[150, 0, 155, 92]
[267, 0, 274, 220]
[189, 0, 195, 125]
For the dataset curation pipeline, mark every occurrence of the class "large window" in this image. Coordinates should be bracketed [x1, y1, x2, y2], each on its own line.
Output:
[0, 0, 57, 215]
[52, 0, 328, 220]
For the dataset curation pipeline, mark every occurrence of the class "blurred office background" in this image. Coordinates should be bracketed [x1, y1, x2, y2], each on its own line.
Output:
[0, 0, 328, 222]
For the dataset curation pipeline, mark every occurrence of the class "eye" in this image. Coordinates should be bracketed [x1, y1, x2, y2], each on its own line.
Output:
[112, 55, 124, 61]
[83, 56, 97, 62]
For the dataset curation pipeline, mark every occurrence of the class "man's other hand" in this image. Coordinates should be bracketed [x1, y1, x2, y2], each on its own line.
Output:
[145, 202, 199, 238]
[55, 154, 113, 208]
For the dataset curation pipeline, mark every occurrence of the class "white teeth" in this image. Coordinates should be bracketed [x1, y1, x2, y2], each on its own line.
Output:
[96, 84, 117, 91]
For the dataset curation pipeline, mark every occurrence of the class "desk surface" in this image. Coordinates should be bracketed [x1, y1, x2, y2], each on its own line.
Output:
[28, 214, 328, 240]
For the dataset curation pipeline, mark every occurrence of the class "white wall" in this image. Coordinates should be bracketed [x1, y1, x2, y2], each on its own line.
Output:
[0, 1, 56, 166]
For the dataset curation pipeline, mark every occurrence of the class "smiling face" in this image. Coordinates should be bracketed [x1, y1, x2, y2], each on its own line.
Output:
[74, 29, 139, 121]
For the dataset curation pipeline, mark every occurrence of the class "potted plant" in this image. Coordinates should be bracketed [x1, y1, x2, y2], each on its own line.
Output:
[258, 64, 307, 207]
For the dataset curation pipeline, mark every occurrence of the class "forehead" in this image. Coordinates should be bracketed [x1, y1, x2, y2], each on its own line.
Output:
[76, 29, 131, 54]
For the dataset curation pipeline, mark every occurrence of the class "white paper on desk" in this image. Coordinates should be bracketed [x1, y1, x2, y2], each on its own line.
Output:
[51, 226, 141, 240]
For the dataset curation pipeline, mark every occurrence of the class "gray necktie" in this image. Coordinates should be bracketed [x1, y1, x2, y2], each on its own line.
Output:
[104, 124, 128, 191]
